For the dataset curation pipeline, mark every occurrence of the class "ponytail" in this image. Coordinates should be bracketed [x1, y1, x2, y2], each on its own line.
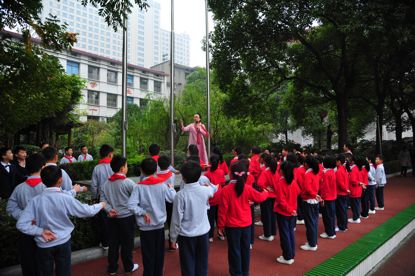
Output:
[305, 156, 319, 175]
[210, 154, 220, 172]
[264, 155, 277, 174]
[281, 161, 295, 184]
[231, 162, 247, 197]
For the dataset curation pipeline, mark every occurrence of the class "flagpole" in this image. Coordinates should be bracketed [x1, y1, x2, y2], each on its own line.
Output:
[205, 0, 211, 159]
[170, 0, 175, 165]
[121, 11, 128, 158]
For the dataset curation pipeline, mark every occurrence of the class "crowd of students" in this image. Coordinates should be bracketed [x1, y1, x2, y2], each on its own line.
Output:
[0, 143, 389, 276]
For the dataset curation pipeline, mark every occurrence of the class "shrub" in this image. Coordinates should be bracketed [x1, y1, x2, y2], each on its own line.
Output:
[384, 160, 401, 174]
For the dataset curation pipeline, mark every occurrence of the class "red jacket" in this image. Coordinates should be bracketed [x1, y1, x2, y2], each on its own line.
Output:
[320, 169, 337, 201]
[229, 157, 239, 177]
[218, 182, 268, 228]
[249, 154, 261, 182]
[300, 169, 320, 201]
[219, 161, 229, 176]
[257, 168, 278, 198]
[274, 177, 300, 216]
[336, 165, 349, 196]
[360, 167, 369, 186]
[204, 168, 226, 186]
[294, 166, 306, 191]
[349, 165, 362, 198]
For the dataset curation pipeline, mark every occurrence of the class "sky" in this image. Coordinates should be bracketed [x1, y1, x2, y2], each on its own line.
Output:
[157, 0, 215, 67]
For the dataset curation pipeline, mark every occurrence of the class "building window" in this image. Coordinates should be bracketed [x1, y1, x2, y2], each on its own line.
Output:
[127, 74, 134, 87]
[154, 81, 162, 93]
[127, 96, 134, 105]
[66, 60, 79, 75]
[87, 90, 100, 105]
[140, 78, 148, 90]
[87, 116, 100, 121]
[107, 70, 117, 84]
[88, 65, 99, 80]
[140, 99, 148, 108]
[107, 94, 117, 108]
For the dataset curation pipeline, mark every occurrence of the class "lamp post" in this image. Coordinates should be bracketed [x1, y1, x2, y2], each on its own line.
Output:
[205, 0, 211, 158]
[169, 0, 175, 164]
[121, 11, 128, 158]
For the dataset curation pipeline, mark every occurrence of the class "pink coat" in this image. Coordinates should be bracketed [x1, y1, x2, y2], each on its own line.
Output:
[182, 123, 209, 164]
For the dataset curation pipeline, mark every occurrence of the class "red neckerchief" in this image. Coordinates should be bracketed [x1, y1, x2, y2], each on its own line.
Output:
[108, 173, 127, 181]
[64, 156, 74, 163]
[25, 177, 42, 187]
[195, 123, 209, 145]
[152, 155, 160, 162]
[139, 175, 165, 185]
[83, 154, 87, 161]
[157, 171, 173, 181]
[99, 157, 112, 164]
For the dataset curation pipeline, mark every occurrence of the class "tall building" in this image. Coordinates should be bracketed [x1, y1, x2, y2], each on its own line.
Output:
[151, 61, 196, 94]
[40, 0, 163, 68]
[160, 29, 190, 66]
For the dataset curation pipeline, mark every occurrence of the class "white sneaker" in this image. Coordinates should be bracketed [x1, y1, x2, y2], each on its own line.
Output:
[319, 214, 323, 218]
[209, 238, 213, 243]
[360, 215, 369, 219]
[250, 244, 253, 250]
[100, 243, 109, 250]
[369, 210, 376, 214]
[335, 227, 340, 232]
[276, 256, 294, 265]
[130, 264, 139, 272]
[320, 232, 336, 239]
[375, 207, 384, 211]
[254, 221, 263, 226]
[258, 235, 274, 241]
[348, 218, 361, 224]
[296, 220, 305, 225]
[300, 244, 318, 251]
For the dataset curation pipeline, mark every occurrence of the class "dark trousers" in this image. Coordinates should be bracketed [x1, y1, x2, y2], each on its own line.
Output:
[297, 196, 304, 220]
[140, 228, 165, 276]
[166, 201, 173, 241]
[261, 198, 276, 237]
[367, 185, 376, 210]
[335, 195, 348, 230]
[250, 205, 255, 244]
[376, 186, 385, 208]
[401, 166, 408, 177]
[208, 206, 218, 238]
[276, 213, 296, 260]
[302, 202, 319, 247]
[350, 197, 361, 220]
[107, 215, 135, 273]
[94, 210, 109, 247]
[19, 232, 38, 276]
[321, 200, 336, 236]
[225, 226, 251, 276]
[37, 240, 71, 276]
[361, 188, 369, 217]
[178, 233, 209, 276]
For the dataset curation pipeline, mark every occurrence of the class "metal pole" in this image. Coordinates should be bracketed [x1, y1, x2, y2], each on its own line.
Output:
[377, 115, 383, 156]
[205, 0, 211, 159]
[170, 0, 175, 165]
[121, 13, 128, 158]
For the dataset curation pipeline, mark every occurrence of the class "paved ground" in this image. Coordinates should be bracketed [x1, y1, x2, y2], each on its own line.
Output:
[72, 176, 415, 276]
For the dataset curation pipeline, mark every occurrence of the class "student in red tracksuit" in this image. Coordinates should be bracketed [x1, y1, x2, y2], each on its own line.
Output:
[300, 156, 321, 251]
[319, 156, 337, 239]
[348, 156, 365, 224]
[212, 147, 229, 177]
[257, 155, 278, 241]
[229, 147, 243, 177]
[360, 159, 370, 219]
[205, 154, 226, 242]
[274, 161, 301, 265]
[335, 154, 350, 232]
[249, 147, 262, 182]
[288, 153, 306, 225]
[218, 161, 268, 276]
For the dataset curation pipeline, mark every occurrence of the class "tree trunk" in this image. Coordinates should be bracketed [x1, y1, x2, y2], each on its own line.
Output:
[326, 124, 333, 150]
[375, 108, 384, 155]
[395, 113, 403, 144]
[336, 93, 349, 150]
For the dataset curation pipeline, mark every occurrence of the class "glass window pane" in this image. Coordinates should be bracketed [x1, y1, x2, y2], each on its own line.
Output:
[127, 74, 134, 87]
[88, 65, 99, 80]
[154, 81, 161, 93]
[66, 60, 79, 75]
[87, 90, 100, 105]
[107, 94, 117, 107]
[140, 78, 148, 90]
[107, 70, 117, 84]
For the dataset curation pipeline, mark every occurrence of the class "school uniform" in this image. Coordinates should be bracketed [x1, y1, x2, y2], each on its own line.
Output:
[294, 166, 306, 221]
[367, 164, 377, 211]
[320, 169, 337, 237]
[157, 170, 176, 243]
[91, 157, 113, 248]
[16, 187, 102, 276]
[249, 154, 262, 182]
[0, 161, 18, 198]
[77, 153, 93, 162]
[59, 156, 77, 164]
[170, 181, 216, 276]
[335, 165, 349, 231]
[274, 177, 300, 261]
[375, 163, 387, 208]
[44, 163, 76, 196]
[218, 181, 268, 276]
[219, 161, 229, 177]
[349, 165, 362, 220]
[360, 167, 370, 217]
[205, 168, 225, 239]
[257, 168, 278, 238]
[128, 175, 176, 276]
[229, 157, 239, 177]
[301, 169, 320, 247]
[7, 176, 45, 276]
[12, 159, 29, 185]
[101, 174, 136, 274]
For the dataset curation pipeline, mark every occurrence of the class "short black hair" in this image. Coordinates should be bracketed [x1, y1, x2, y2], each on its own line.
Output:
[344, 143, 352, 150]
[323, 155, 336, 169]
[180, 161, 202, 183]
[0, 147, 11, 158]
[13, 145, 26, 155]
[110, 155, 127, 173]
[40, 142, 49, 148]
[336, 154, 346, 164]
[99, 144, 114, 158]
[140, 158, 158, 176]
[41, 165, 62, 187]
[251, 146, 261, 154]
[80, 145, 87, 149]
[149, 144, 161, 156]
[41, 147, 58, 161]
[188, 144, 199, 156]
[26, 154, 46, 174]
[158, 155, 171, 170]
[64, 146, 72, 152]
[233, 146, 242, 155]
